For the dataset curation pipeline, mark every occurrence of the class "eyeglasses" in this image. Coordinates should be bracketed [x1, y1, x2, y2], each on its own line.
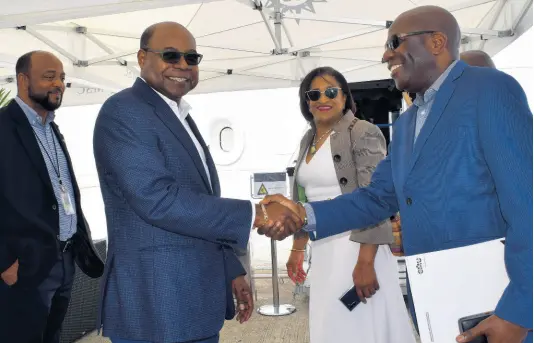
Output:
[142, 48, 203, 66]
[305, 87, 341, 101]
[385, 30, 435, 51]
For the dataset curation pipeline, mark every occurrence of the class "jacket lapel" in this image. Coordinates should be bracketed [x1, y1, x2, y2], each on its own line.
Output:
[397, 107, 417, 186]
[206, 152, 220, 196]
[186, 115, 219, 196]
[294, 130, 313, 175]
[132, 79, 213, 193]
[51, 122, 81, 201]
[406, 61, 465, 176]
[330, 110, 357, 156]
[10, 101, 54, 193]
[294, 111, 356, 178]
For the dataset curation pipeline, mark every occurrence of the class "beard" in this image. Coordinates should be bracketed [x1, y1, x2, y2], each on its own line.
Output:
[28, 86, 62, 111]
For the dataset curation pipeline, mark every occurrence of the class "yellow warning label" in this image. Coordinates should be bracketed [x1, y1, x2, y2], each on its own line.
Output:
[257, 183, 268, 195]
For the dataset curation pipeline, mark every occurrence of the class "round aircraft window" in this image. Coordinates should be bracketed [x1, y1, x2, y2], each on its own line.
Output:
[209, 118, 245, 166]
[219, 127, 234, 152]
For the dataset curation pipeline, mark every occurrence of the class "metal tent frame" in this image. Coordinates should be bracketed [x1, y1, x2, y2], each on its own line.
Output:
[0, 0, 531, 106]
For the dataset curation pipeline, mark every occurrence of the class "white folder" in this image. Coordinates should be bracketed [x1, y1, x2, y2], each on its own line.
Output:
[405, 238, 509, 343]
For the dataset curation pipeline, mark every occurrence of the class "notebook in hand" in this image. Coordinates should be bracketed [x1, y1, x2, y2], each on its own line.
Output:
[405, 238, 507, 343]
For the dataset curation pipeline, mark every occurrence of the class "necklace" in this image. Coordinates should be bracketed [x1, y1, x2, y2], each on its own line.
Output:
[310, 117, 342, 155]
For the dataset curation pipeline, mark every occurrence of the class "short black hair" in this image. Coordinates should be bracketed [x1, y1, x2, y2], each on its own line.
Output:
[15, 51, 36, 76]
[140, 24, 156, 49]
[298, 66, 357, 123]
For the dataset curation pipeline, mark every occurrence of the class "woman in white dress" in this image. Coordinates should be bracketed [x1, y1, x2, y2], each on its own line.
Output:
[285, 67, 416, 343]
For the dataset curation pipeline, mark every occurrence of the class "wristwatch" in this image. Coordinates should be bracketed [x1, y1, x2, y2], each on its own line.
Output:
[296, 201, 308, 226]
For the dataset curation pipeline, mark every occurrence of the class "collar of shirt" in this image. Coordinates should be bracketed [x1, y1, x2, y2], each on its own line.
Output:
[139, 77, 192, 121]
[14, 96, 56, 127]
[414, 60, 459, 107]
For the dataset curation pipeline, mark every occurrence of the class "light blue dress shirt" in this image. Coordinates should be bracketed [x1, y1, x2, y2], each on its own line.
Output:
[15, 97, 77, 241]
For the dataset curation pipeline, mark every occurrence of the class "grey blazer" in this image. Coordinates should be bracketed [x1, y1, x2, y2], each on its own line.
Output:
[291, 110, 393, 244]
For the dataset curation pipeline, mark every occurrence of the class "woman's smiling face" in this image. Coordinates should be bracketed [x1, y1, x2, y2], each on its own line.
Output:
[307, 74, 346, 124]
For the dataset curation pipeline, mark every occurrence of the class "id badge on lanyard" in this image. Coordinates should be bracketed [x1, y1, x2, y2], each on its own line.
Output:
[59, 182, 75, 215]
[33, 127, 76, 216]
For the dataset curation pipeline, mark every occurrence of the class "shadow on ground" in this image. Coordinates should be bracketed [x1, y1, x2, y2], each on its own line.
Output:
[76, 278, 309, 343]
[76, 278, 420, 343]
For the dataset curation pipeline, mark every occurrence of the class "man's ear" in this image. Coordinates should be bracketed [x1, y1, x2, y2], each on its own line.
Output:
[430, 32, 447, 55]
[16, 73, 27, 88]
[137, 49, 146, 68]
[403, 92, 413, 106]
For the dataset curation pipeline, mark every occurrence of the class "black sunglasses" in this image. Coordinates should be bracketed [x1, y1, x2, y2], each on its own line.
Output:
[305, 87, 341, 101]
[142, 48, 203, 66]
[385, 30, 435, 51]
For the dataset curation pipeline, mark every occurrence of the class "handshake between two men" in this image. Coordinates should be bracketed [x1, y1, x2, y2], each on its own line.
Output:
[253, 195, 305, 240]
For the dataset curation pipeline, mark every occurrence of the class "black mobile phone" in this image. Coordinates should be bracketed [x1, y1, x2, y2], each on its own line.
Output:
[458, 311, 493, 343]
[339, 286, 361, 311]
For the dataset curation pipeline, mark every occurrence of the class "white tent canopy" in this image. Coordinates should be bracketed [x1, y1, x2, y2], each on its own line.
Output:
[1, 0, 532, 106]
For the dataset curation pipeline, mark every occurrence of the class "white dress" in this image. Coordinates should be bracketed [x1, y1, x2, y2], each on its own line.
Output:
[297, 136, 417, 343]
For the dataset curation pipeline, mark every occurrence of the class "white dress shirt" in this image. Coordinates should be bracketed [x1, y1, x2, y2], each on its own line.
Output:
[141, 78, 256, 230]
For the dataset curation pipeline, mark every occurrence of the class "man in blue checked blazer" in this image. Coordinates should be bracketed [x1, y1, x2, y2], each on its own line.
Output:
[93, 22, 297, 343]
[260, 6, 532, 343]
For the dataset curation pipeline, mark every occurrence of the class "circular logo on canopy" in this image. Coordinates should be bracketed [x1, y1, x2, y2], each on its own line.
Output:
[264, 0, 325, 16]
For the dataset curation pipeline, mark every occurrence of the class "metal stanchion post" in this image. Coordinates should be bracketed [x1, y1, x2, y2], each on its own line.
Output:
[257, 239, 296, 316]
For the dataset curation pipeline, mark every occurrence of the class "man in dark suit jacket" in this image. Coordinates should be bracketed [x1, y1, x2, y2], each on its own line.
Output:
[0, 51, 104, 343]
[92, 22, 298, 343]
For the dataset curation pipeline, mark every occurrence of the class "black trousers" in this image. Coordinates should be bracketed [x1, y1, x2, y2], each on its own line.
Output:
[0, 248, 75, 343]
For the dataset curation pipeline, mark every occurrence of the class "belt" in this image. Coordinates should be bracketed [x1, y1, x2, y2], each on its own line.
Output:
[59, 239, 73, 252]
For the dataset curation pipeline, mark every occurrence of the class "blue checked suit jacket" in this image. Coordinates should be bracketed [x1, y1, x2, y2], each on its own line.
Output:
[93, 78, 252, 343]
[309, 61, 533, 338]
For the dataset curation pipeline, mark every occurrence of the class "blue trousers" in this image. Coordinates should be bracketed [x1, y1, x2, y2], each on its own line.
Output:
[110, 334, 219, 343]
[0, 249, 75, 343]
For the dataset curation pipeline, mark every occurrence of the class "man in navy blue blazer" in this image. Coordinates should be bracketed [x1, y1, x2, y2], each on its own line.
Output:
[400, 47, 498, 334]
[93, 22, 299, 343]
[260, 6, 532, 343]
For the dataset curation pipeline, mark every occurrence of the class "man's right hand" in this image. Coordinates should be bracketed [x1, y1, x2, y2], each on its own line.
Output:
[1, 259, 19, 286]
[261, 194, 304, 217]
[254, 199, 304, 240]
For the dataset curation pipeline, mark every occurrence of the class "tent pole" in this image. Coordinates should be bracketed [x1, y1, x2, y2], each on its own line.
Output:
[273, 0, 283, 54]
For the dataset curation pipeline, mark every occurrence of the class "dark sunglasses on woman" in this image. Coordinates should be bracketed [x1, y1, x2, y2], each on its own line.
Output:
[305, 87, 342, 101]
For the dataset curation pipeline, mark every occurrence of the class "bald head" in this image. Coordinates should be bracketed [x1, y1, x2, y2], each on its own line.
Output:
[391, 6, 461, 58]
[460, 50, 496, 68]
[383, 6, 462, 93]
[140, 21, 194, 49]
[15, 50, 61, 77]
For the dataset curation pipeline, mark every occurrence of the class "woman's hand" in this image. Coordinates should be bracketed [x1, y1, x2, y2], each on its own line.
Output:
[352, 260, 379, 303]
[353, 244, 380, 303]
[286, 250, 307, 284]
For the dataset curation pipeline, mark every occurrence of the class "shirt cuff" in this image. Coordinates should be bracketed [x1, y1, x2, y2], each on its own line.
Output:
[302, 203, 317, 239]
[250, 201, 256, 230]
